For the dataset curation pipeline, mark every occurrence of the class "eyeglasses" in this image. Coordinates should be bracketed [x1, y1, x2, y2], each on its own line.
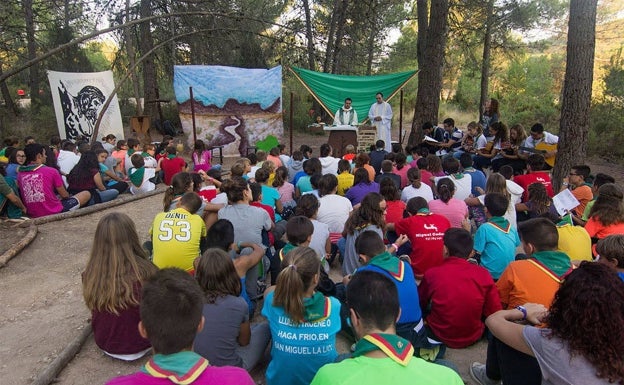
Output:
[16, 155, 26, 158]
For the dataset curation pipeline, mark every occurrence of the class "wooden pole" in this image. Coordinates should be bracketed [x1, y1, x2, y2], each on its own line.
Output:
[399, 89, 403, 145]
[190, 86, 197, 144]
[290, 91, 294, 153]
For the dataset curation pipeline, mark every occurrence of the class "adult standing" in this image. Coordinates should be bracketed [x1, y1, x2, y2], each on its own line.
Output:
[333, 98, 358, 126]
[368, 92, 393, 152]
[481, 98, 499, 139]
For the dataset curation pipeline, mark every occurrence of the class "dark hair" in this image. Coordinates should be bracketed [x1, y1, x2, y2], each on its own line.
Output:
[490, 121, 508, 143]
[295, 194, 320, 218]
[220, 177, 249, 203]
[354, 153, 370, 168]
[545, 262, 624, 384]
[163, 172, 193, 211]
[190, 173, 203, 192]
[338, 159, 351, 173]
[499, 165, 514, 180]
[127, 138, 140, 149]
[205, 219, 234, 251]
[345, 97, 352, 103]
[375, 140, 385, 150]
[131, 153, 145, 168]
[407, 167, 421, 185]
[355, 230, 386, 258]
[7, 147, 23, 164]
[270, 146, 280, 156]
[526, 154, 546, 171]
[353, 167, 370, 185]
[443, 228, 473, 258]
[487, 98, 499, 115]
[344, 193, 385, 235]
[347, 271, 399, 331]
[179, 192, 202, 214]
[518, 217, 558, 251]
[24, 143, 45, 163]
[436, 177, 455, 203]
[421, 121, 434, 131]
[394, 153, 407, 170]
[427, 154, 442, 174]
[381, 159, 393, 173]
[246, 152, 257, 164]
[67, 150, 99, 186]
[140, 268, 204, 354]
[299, 144, 312, 156]
[588, 183, 624, 226]
[380, 178, 399, 201]
[320, 143, 331, 157]
[62, 141, 77, 152]
[592, 173, 615, 189]
[286, 216, 314, 245]
[255, 167, 270, 183]
[318, 174, 338, 197]
[527, 183, 553, 216]
[530, 123, 544, 134]
[116, 140, 127, 150]
[416, 157, 428, 170]
[484, 192, 508, 217]
[571, 165, 590, 180]
[195, 248, 241, 304]
[249, 182, 262, 202]
[442, 157, 460, 174]
[443, 117, 455, 127]
[596, 235, 624, 269]
[165, 145, 177, 155]
[273, 166, 288, 188]
[193, 139, 206, 155]
[406, 197, 428, 215]
[303, 158, 322, 175]
[274, 247, 320, 323]
[459, 152, 473, 168]
[292, 150, 304, 162]
[309, 173, 321, 190]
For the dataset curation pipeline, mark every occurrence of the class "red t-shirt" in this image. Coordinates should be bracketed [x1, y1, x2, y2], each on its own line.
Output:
[160, 157, 186, 185]
[514, 172, 554, 202]
[385, 200, 406, 226]
[250, 201, 275, 245]
[419, 169, 434, 188]
[394, 212, 451, 276]
[419, 257, 502, 348]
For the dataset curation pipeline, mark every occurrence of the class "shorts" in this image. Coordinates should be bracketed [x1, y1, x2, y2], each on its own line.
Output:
[61, 197, 80, 212]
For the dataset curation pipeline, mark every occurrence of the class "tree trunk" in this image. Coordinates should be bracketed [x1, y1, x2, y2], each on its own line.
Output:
[139, 0, 158, 121]
[126, 0, 143, 116]
[303, 0, 315, 70]
[23, 0, 40, 108]
[331, 0, 349, 73]
[479, 0, 494, 123]
[0, 63, 18, 115]
[322, 0, 340, 72]
[408, 0, 450, 147]
[552, 0, 597, 188]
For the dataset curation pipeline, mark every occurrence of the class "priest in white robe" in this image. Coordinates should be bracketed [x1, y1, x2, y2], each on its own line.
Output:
[368, 92, 393, 152]
[333, 98, 358, 126]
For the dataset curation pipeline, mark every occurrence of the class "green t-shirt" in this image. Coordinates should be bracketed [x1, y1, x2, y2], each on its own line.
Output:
[581, 199, 595, 221]
[310, 354, 463, 385]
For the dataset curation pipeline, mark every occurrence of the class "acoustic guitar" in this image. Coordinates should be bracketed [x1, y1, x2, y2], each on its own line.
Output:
[518, 143, 558, 167]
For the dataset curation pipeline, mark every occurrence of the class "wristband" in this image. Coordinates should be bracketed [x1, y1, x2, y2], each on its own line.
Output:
[391, 243, 399, 252]
[516, 305, 527, 321]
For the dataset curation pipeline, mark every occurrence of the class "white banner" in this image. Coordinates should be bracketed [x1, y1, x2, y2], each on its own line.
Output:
[47, 70, 124, 142]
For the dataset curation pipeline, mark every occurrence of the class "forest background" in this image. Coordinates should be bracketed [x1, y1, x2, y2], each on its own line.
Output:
[0, 0, 623, 158]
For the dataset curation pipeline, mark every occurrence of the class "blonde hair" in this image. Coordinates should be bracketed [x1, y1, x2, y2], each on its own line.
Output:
[486, 173, 510, 200]
[273, 247, 320, 324]
[82, 213, 157, 314]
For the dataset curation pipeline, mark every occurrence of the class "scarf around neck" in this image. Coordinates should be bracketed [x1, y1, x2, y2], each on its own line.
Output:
[303, 291, 332, 322]
[128, 167, 145, 187]
[353, 333, 414, 366]
[142, 351, 208, 385]
[531, 250, 572, 277]
[367, 251, 404, 281]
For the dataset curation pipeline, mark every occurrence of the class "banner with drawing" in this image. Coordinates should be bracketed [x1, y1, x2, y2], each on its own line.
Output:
[47, 70, 123, 142]
[173, 65, 283, 157]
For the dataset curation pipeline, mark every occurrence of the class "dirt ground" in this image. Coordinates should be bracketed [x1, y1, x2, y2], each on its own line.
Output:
[1, 128, 622, 385]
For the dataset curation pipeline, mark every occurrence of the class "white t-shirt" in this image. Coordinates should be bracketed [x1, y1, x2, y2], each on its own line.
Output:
[434, 174, 472, 201]
[401, 183, 434, 203]
[317, 194, 352, 233]
[310, 219, 330, 272]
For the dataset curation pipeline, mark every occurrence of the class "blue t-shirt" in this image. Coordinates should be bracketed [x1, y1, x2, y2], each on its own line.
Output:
[261, 291, 341, 385]
[474, 219, 520, 279]
[464, 168, 487, 196]
[357, 262, 422, 325]
[618, 272, 624, 282]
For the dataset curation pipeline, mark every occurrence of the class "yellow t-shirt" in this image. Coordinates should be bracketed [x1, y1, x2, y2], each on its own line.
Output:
[337, 172, 354, 196]
[557, 223, 592, 261]
[150, 207, 207, 272]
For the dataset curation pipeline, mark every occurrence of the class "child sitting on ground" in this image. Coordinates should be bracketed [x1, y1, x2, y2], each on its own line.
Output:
[128, 153, 157, 195]
[150, 192, 207, 273]
[159, 145, 187, 185]
[336, 159, 354, 196]
[105, 268, 255, 385]
[473, 193, 520, 280]
[279, 216, 314, 260]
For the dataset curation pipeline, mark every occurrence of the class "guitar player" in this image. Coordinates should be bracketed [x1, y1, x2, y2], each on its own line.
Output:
[519, 123, 558, 170]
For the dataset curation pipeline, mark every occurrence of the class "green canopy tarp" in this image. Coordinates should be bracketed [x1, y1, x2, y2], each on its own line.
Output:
[289, 67, 417, 124]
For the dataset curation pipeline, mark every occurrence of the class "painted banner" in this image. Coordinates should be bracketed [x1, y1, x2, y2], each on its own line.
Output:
[174, 65, 283, 157]
[47, 70, 123, 142]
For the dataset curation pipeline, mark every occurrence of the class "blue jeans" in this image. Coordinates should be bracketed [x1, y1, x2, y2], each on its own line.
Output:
[95, 188, 119, 204]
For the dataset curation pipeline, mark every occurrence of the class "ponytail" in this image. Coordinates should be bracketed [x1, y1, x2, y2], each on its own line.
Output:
[163, 186, 176, 212]
[163, 172, 192, 211]
[273, 247, 320, 324]
[437, 177, 455, 203]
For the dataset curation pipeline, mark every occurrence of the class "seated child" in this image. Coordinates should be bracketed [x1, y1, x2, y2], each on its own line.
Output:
[419, 228, 501, 349]
[473, 193, 520, 280]
[279, 216, 314, 260]
[596, 235, 624, 281]
[336, 159, 354, 196]
[150, 192, 207, 273]
[374, 160, 401, 190]
[128, 153, 156, 195]
[105, 268, 255, 385]
[341, 144, 356, 164]
[159, 145, 187, 185]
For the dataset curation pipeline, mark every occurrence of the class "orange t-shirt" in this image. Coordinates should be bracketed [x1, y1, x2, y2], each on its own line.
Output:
[354, 164, 376, 183]
[496, 259, 566, 309]
[571, 185, 593, 216]
[584, 217, 624, 240]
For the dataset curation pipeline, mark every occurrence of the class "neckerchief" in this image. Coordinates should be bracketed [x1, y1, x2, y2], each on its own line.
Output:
[128, 167, 145, 187]
[487, 216, 511, 233]
[464, 167, 475, 172]
[303, 291, 331, 322]
[417, 208, 430, 215]
[353, 333, 414, 366]
[167, 154, 177, 159]
[367, 251, 404, 281]
[278, 242, 297, 261]
[531, 250, 572, 277]
[127, 149, 137, 156]
[452, 172, 464, 180]
[142, 351, 209, 385]
[18, 164, 44, 172]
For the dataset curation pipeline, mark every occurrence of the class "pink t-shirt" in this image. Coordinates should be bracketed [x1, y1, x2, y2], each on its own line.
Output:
[277, 182, 295, 205]
[428, 198, 468, 228]
[17, 165, 64, 218]
[393, 165, 411, 188]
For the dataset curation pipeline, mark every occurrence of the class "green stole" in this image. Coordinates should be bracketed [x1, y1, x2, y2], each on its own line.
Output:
[303, 292, 331, 322]
[128, 166, 146, 187]
[367, 251, 405, 281]
[353, 333, 414, 366]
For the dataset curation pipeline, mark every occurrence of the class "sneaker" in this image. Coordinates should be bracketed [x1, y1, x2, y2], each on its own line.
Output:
[67, 197, 80, 211]
[470, 362, 500, 385]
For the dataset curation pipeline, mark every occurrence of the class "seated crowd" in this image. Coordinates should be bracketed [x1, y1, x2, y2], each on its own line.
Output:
[5, 118, 624, 385]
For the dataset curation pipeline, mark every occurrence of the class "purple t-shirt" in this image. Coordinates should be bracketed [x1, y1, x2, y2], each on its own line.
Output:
[345, 182, 380, 206]
[17, 165, 64, 218]
[106, 364, 255, 385]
